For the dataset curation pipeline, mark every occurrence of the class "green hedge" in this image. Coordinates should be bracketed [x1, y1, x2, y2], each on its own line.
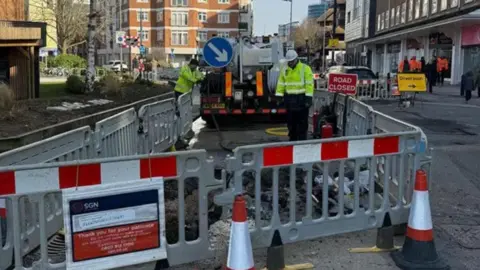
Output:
[47, 54, 87, 69]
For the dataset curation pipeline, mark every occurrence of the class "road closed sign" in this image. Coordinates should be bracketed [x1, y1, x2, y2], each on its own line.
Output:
[328, 73, 358, 95]
[62, 178, 166, 270]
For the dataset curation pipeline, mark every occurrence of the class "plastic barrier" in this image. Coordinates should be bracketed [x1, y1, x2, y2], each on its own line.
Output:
[138, 98, 177, 154]
[315, 79, 397, 101]
[0, 151, 223, 269]
[94, 108, 139, 158]
[0, 89, 430, 269]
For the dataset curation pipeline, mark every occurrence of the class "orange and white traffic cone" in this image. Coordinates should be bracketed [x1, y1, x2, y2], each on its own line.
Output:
[391, 170, 449, 270]
[225, 195, 255, 270]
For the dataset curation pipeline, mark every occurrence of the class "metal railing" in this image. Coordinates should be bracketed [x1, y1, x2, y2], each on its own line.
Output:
[0, 89, 429, 269]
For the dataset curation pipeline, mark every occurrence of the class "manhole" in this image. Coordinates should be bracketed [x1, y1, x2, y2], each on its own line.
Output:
[440, 225, 480, 249]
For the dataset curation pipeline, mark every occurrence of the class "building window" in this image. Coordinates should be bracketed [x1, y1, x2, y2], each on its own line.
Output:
[138, 30, 149, 40]
[137, 0, 148, 2]
[218, 13, 229, 23]
[390, 8, 394, 27]
[122, 11, 128, 22]
[157, 30, 164, 41]
[347, 12, 351, 23]
[381, 12, 385, 29]
[218, 0, 229, 3]
[377, 14, 381, 30]
[172, 0, 187, 6]
[172, 31, 188, 45]
[408, 0, 413, 20]
[422, 0, 429, 16]
[396, 6, 400, 25]
[198, 12, 207, 22]
[414, 0, 420, 18]
[137, 11, 149, 22]
[198, 0, 207, 2]
[440, 0, 447, 10]
[401, 2, 406, 23]
[451, 0, 459, 7]
[157, 11, 163, 22]
[171, 12, 188, 26]
[197, 30, 208, 41]
[431, 0, 438, 14]
[217, 31, 229, 38]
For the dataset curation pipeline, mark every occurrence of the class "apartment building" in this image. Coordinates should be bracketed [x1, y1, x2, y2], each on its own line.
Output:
[344, 0, 370, 66]
[97, 0, 253, 66]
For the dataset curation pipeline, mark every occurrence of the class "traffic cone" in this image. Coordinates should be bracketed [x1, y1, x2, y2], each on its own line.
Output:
[391, 170, 449, 270]
[225, 195, 255, 270]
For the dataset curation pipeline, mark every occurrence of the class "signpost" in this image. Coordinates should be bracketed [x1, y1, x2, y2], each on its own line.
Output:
[327, 73, 358, 95]
[203, 37, 234, 68]
[62, 179, 166, 270]
[397, 73, 427, 92]
[115, 31, 126, 44]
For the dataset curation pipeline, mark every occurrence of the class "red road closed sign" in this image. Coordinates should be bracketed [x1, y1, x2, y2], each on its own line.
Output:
[328, 73, 358, 95]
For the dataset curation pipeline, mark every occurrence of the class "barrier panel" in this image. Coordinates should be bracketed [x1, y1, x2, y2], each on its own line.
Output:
[138, 98, 177, 154]
[94, 108, 139, 158]
[223, 130, 423, 248]
[0, 151, 223, 269]
[177, 92, 193, 138]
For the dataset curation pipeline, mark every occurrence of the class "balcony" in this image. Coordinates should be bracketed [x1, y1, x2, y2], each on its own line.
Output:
[239, 5, 249, 13]
[239, 22, 249, 30]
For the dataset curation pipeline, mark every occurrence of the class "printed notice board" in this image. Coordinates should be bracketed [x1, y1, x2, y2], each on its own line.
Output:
[62, 178, 166, 270]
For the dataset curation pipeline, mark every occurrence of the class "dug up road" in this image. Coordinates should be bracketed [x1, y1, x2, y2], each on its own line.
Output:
[135, 86, 480, 270]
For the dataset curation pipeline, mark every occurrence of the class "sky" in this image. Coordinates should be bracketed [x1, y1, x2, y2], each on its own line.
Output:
[253, 0, 325, 36]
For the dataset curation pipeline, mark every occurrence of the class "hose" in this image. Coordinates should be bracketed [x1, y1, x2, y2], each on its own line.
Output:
[265, 127, 289, 136]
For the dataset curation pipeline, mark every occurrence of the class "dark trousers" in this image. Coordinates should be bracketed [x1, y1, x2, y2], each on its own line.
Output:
[438, 70, 446, 85]
[174, 91, 182, 100]
[466, 90, 472, 102]
[286, 108, 309, 141]
[428, 80, 433, 93]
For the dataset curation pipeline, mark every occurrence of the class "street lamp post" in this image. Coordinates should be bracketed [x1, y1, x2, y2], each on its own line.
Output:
[282, 0, 294, 46]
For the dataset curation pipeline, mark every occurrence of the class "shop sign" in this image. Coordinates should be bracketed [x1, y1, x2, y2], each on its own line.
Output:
[461, 24, 480, 46]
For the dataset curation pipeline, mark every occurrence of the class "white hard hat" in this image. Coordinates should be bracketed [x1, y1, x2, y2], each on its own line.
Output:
[285, 50, 298, 62]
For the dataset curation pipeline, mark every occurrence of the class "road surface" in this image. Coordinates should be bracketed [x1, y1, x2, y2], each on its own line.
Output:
[129, 85, 480, 270]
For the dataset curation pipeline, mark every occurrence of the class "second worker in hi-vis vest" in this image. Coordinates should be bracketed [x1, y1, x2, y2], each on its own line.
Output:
[276, 50, 314, 141]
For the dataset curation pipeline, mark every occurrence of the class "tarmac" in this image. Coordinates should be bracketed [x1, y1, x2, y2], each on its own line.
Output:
[122, 85, 480, 269]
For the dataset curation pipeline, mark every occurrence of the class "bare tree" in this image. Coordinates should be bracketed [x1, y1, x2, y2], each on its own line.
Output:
[29, 0, 89, 53]
[294, 18, 323, 51]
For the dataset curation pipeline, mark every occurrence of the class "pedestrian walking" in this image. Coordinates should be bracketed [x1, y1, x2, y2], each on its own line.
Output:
[276, 50, 314, 141]
[475, 69, 480, 98]
[461, 71, 475, 103]
[426, 57, 437, 93]
[398, 56, 410, 73]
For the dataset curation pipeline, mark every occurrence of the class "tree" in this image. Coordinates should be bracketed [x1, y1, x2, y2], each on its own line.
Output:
[294, 18, 323, 51]
[29, 0, 89, 53]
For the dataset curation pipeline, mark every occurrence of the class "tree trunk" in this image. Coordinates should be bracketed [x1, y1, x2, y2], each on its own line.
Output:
[85, 0, 97, 93]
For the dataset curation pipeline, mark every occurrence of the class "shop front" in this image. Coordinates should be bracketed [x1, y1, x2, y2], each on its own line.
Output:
[386, 42, 400, 74]
[429, 32, 453, 78]
[461, 24, 480, 73]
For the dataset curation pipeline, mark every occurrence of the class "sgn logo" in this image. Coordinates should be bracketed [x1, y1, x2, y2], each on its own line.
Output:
[84, 202, 99, 211]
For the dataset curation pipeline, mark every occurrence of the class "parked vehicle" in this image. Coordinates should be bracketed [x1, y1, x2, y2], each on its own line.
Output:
[103, 60, 128, 72]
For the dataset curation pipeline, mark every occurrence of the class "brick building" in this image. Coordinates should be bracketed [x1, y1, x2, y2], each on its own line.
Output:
[97, 0, 253, 66]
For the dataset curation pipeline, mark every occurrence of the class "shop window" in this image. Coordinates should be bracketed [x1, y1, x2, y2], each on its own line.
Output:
[440, 0, 447, 11]
[414, 0, 420, 19]
[431, 0, 438, 14]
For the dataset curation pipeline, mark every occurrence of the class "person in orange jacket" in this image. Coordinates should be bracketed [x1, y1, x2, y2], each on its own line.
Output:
[438, 56, 449, 86]
[409, 56, 420, 72]
[398, 56, 410, 73]
[436, 56, 442, 84]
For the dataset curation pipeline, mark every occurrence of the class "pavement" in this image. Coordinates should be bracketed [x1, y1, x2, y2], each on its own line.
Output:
[89, 85, 480, 269]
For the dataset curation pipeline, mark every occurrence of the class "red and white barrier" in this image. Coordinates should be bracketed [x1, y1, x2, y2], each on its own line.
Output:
[262, 136, 400, 166]
[0, 156, 178, 196]
[225, 195, 255, 270]
[0, 199, 5, 218]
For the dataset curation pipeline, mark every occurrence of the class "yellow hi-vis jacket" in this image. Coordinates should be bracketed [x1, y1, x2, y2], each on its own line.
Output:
[275, 62, 314, 98]
[174, 65, 205, 94]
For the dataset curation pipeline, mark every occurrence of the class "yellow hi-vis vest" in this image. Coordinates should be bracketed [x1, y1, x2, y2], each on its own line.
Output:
[275, 62, 314, 97]
[174, 65, 205, 94]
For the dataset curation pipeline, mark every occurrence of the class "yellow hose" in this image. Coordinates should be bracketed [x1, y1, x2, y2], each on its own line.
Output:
[265, 127, 289, 136]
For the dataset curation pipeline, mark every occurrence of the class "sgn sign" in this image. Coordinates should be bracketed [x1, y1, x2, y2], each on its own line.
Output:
[327, 73, 358, 95]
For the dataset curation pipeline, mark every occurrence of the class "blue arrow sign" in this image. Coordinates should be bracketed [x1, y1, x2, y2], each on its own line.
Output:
[139, 45, 146, 54]
[203, 37, 233, 68]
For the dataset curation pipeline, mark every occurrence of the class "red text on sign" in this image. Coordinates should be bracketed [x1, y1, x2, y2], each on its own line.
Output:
[73, 220, 159, 261]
